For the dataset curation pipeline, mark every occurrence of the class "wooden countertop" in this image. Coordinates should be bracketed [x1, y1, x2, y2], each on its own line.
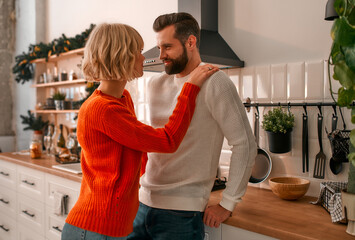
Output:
[1, 152, 353, 239]
[209, 188, 353, 240]
[0, 152, 82, 182]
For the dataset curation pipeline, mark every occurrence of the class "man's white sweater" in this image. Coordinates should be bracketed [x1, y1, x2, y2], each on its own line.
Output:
[139, 69, 257, 212]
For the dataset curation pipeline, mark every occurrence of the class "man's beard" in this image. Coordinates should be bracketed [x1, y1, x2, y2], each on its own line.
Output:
[164, 45, 188, 75]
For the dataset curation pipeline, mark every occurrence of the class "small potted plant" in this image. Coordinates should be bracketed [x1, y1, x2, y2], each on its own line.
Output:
[20, 110, 49, 137]
[52, 91, 66, 110]
[262, 107, 295, 153]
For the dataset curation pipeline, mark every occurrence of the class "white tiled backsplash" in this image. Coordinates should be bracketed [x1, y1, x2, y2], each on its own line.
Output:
[130, 60, 352, 198]
[221, 59, 352, 197]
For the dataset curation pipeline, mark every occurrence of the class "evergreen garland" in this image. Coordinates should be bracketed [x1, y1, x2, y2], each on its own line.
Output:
[13, 24, 95, 84]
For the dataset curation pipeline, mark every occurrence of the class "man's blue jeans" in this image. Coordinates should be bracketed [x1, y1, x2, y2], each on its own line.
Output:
[128, 202, 205, 240]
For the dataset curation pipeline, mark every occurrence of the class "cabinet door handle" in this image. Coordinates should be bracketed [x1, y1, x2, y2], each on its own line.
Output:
[0, 225, 9, 232]
[22, 210, 35, 217]
[52, 226, 63, 232]
[0, 198, 9, 204]
[22, 180, 35, 186]
[0, 171, 9, 176]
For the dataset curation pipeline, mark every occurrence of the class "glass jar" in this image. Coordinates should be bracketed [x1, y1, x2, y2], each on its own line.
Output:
[30, 139, 42, 159]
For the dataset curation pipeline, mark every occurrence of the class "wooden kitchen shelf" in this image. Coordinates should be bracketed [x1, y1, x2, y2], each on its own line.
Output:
[31, 79, 86, 88]
[30, 48, 84, 64]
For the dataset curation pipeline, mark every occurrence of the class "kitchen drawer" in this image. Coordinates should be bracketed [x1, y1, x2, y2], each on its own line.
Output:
[204, 225, 221, 240]
[18, 223, 45, 240]
[45, 173, 80, 211]
[222, 224, 277, 240]
[17, 193, 45, 236]
[0, 159, 16, 189]
[45, 206, 66, 240]
[0, 185, 16, 218]
[17, 165, 45, 202]
[0, 212, 16, 240]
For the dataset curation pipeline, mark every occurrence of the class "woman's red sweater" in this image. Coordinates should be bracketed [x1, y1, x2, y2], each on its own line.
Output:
[65, 83, 199, 237]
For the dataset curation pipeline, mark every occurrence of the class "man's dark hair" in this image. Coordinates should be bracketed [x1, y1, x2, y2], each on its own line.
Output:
[153, 12, 200, 48]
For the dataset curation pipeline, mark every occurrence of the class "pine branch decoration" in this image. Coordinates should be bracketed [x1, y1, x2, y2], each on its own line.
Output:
[13, 24, 95, 84]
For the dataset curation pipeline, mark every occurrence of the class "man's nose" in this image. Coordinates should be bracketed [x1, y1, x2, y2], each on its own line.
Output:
[159, 49, 166, 60]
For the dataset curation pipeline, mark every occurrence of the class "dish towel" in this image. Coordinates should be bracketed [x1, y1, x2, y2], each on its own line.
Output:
[311, 181, 347, 223]
[53, 191, 68, 216]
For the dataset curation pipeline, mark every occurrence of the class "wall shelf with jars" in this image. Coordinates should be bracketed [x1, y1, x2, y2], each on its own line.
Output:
[30, 48, 86, 161]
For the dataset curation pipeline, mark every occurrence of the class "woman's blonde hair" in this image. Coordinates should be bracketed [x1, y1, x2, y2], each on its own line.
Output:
[82, 23, 144, 81]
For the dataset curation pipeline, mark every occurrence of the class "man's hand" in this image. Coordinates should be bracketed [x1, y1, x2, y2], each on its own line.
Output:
[203, 204, 232, 228]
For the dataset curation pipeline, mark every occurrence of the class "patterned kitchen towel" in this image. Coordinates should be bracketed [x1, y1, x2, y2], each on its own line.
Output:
[311, 181, 347, 223]
[53, 191, 68, 216]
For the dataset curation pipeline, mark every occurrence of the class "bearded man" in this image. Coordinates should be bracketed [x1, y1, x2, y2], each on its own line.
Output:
[128, 12, 257, 240]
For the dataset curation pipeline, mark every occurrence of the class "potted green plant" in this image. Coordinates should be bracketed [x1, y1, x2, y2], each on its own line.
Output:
[262, 107, 295, 153]
[20, 110, 49, 137]
[52, 91, 66, 110]
[327, 0, 355, 235]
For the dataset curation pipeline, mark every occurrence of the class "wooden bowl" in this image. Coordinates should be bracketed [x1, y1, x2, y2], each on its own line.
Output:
[269, 177, 310, 200]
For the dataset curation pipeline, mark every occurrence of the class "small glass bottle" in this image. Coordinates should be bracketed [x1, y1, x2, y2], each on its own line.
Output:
[57, 124, 66, 149]
[44, 125, 53, 156]
[30, 139, 42, 159]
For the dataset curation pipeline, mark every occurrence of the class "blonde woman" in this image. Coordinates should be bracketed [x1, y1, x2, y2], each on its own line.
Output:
[61, 23, 218, 239]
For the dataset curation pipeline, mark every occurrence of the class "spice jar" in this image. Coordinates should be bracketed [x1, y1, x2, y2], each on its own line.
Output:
[30, 139, 42, 159]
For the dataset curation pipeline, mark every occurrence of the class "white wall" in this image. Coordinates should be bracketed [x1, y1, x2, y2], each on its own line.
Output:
[46, 0, 178, 54]
[220, 0, 333, 66]
[13, 0, 40, 150]
[45, 0, 332, 65]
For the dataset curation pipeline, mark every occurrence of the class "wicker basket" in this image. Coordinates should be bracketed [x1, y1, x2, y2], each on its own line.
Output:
[327, 130, 350, 162]
[318, 182, 348, 223]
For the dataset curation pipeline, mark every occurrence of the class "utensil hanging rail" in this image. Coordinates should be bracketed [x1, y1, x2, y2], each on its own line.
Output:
[243, 101, 354, 108]
[243, 99, 355, 112]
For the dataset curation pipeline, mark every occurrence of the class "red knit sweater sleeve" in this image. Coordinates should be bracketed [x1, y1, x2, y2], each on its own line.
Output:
[102, 82, 199, 153]
[141, 153, 148, 176]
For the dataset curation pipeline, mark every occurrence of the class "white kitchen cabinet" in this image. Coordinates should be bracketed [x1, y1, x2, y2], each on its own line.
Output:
[45, 174, 80, 211]
[221, 224, 278, 240]
[0, 159, 16, 189]
[45, 205, 66, 240]
[0, 212, 17, 240]
[205, 225, 222, 240]
[0, 159, 17, 240]
[17, 223, 46, 240]
[0, 158, 81, 240]
[45, 174, 80, 240]
[17, 166, 45, 202]
[0, 185, 16, 218]
[17, 192, 46, 236]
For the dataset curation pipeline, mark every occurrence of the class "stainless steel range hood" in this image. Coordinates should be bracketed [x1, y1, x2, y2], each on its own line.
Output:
[143, 0, 244, 72]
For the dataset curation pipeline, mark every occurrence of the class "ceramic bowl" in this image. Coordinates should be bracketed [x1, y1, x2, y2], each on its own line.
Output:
[269, 177, 310, 200]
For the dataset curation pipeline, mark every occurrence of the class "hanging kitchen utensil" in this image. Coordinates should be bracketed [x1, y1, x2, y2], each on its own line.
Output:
[302, 105, 309, 173]
[313, 106, 326, 179]
[331, 105, 338, 132]
[249, 106, 272, 184]
[329, 106, 342, 175]
[327, 106, 350, 175]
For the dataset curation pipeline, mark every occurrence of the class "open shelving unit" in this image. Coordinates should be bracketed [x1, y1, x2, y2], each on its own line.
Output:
[31, 48, 87, 135]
